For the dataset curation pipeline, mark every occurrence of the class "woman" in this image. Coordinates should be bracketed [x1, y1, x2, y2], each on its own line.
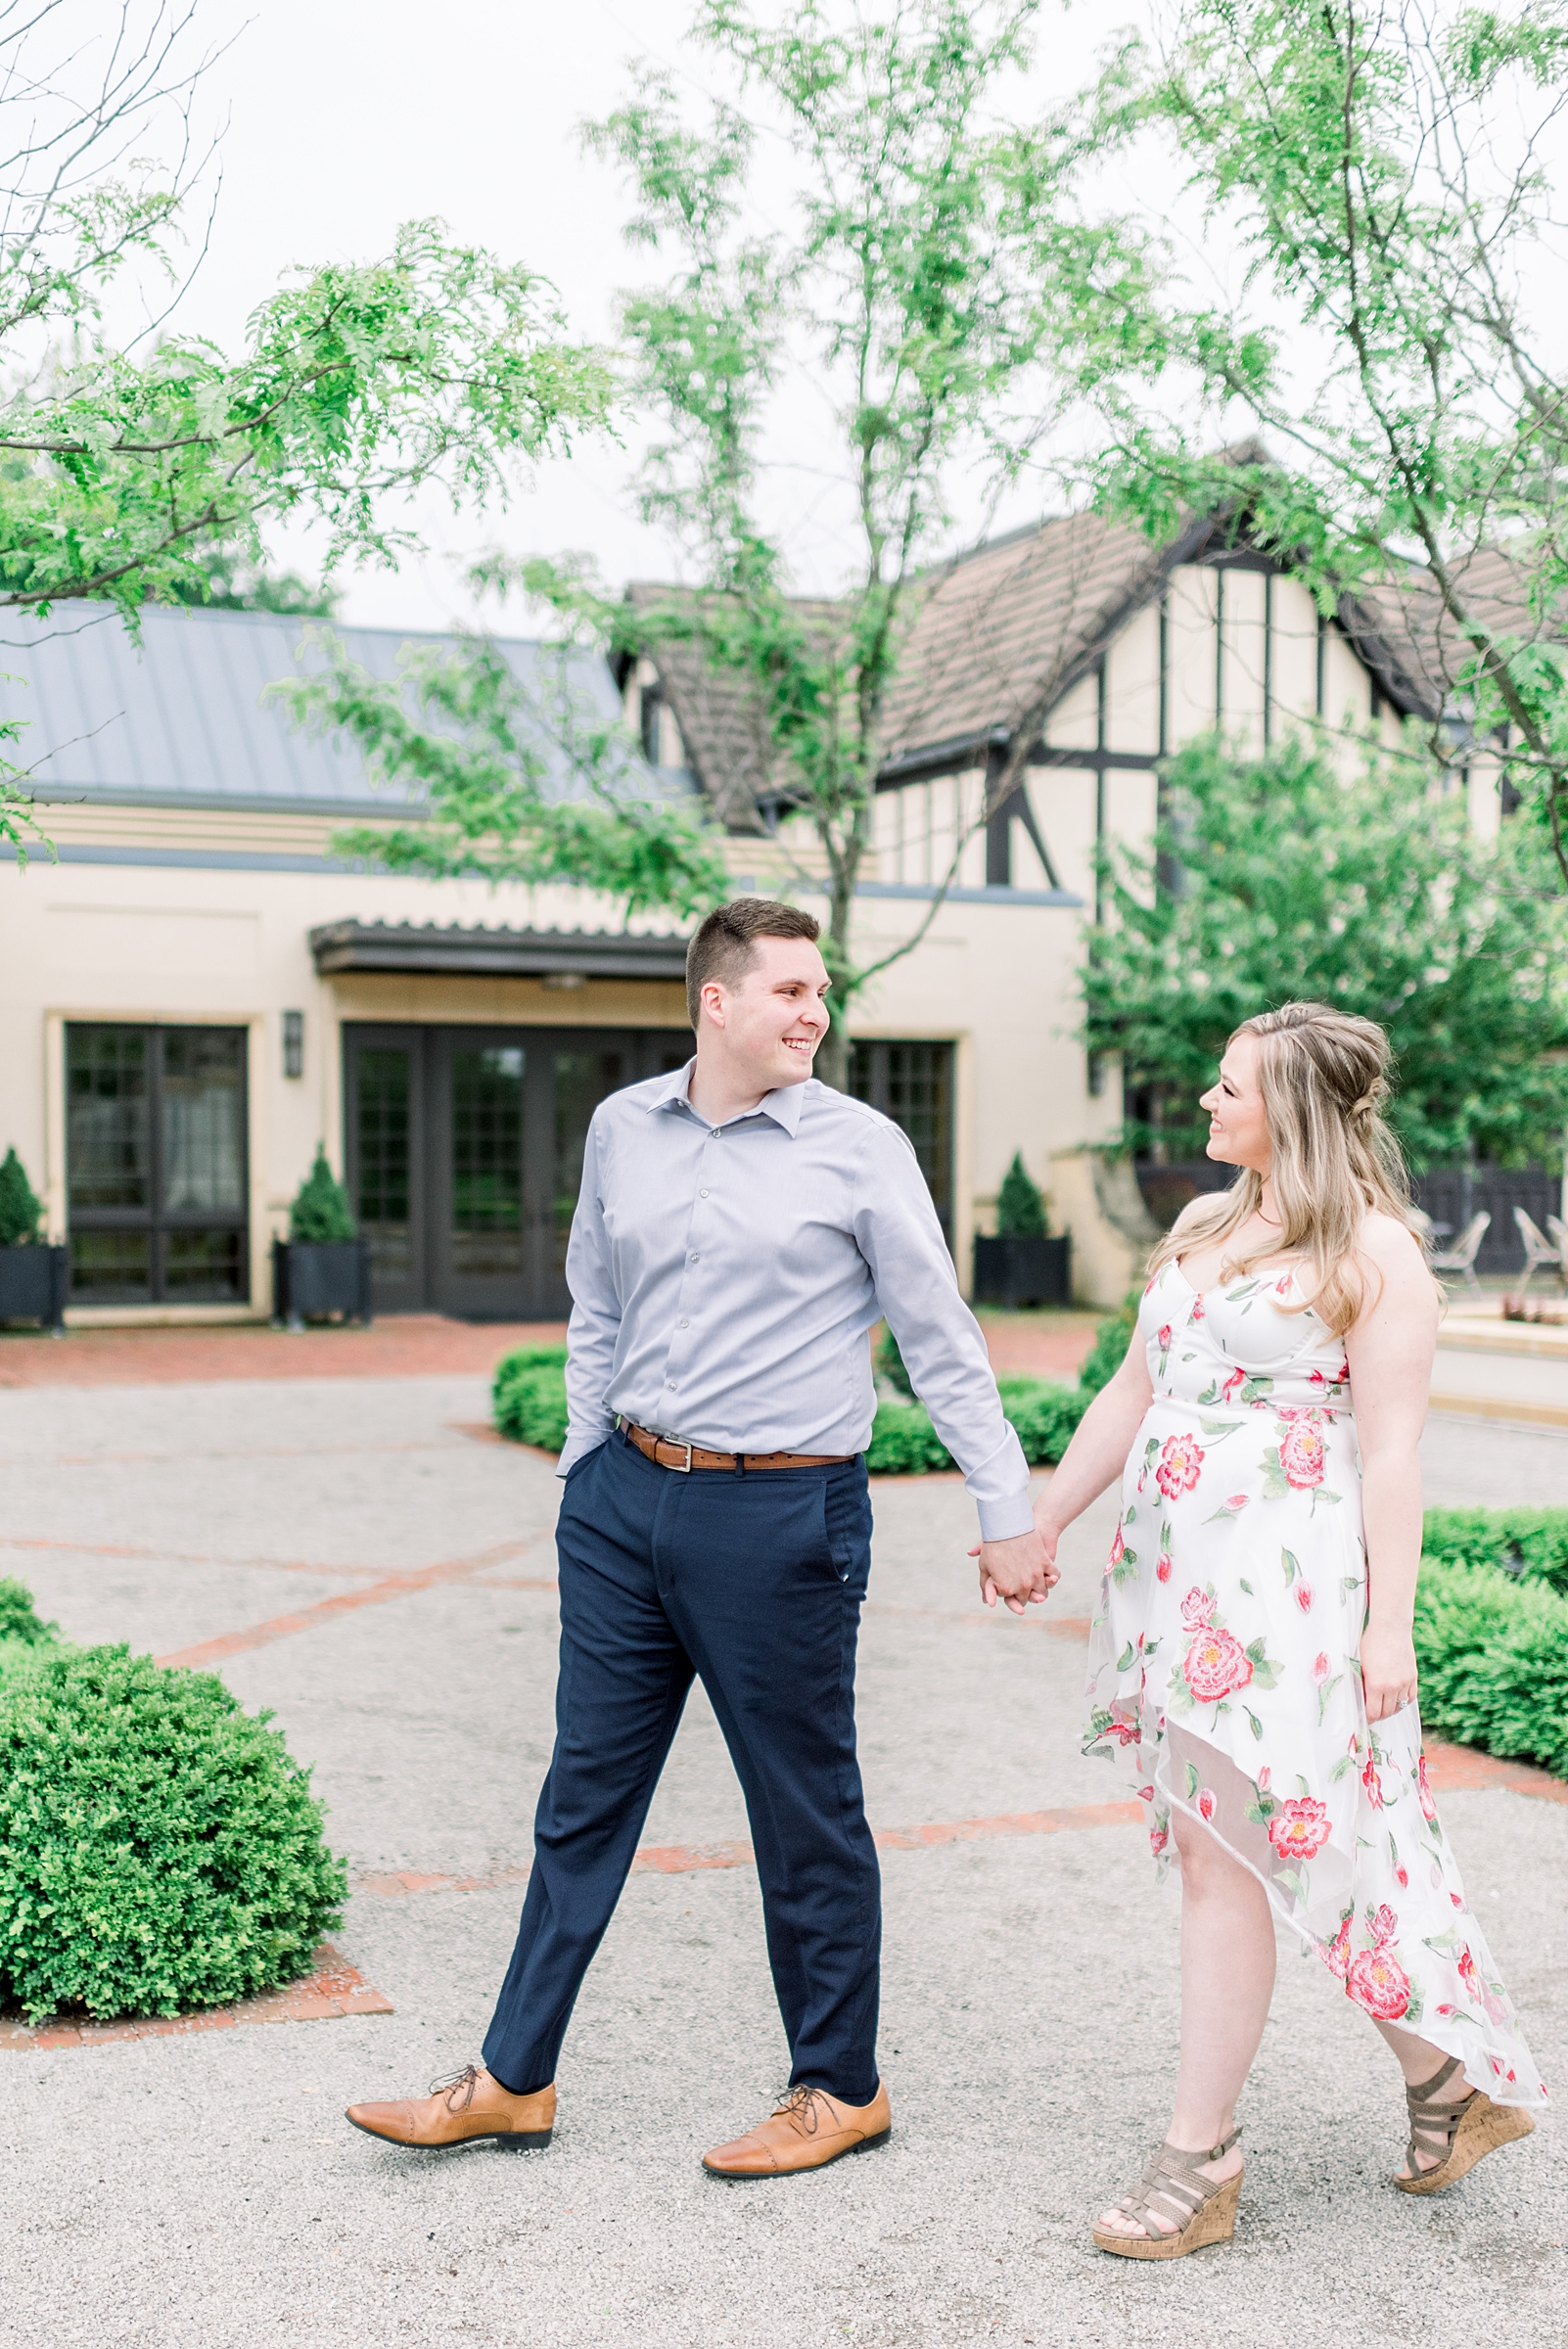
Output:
[1035, 1002, 1545, 2258]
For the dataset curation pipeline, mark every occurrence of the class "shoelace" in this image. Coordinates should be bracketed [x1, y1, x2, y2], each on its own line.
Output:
[772, 2085, 829, 2135]
[429, 2064, 481, 2113]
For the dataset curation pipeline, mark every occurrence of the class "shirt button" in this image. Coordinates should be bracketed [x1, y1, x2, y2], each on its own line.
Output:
[691, 1254, 699, 1263]
[711, 1128, 721, 1138]
[700, 1188, 709, 1198]
[667, 1379, 676, 1389]
[679, 1318, 689, 1328]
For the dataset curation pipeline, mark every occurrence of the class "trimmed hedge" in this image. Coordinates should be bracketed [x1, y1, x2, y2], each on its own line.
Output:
[0, 1639, 346, 2021]
[491, 1339, 1096, 1472]
[1420, 1507, 1568, 1596]
[1414, 1551, 1568, 1779]
[492, 1343, 1088, 1474]
[492, 1345, 570, 1451]
[1077, 1291, 1140, 1399]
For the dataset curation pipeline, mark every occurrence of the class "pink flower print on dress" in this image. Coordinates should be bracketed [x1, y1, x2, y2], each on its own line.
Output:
[1362, 1751, 1385, 1810]
[1371, 1902, 1398, 1944]
[1196, 1788, 1218, 1822]
[1294, 1582, 1314, 1613]
[1313, 1651, 1331, 1681]
[1267, 1796, 1332, 1863]
[1323, 1912, 1353, 1980]
[1156, 1551, 1173, 1582]
[1417, 1753, 1437, 1823]
[1189, 1294, 1206, 1323]
[1277, 1412, 1327, 1490]
[1182, 1624, 1254, 1703]
[1103, 1716, 1140, 1747]
[1149, 1819, 1170, 1856]
[1179, 1586, 1215, 1630]
[1347, 1945, 1411, 2021]
[1156, 1434, 1206, 1500]
[1257, 1766, 1271, 1791]
[1108, 1523, 1125, 1571]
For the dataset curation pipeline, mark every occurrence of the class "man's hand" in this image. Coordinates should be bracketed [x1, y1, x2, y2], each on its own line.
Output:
[972, 1528, 1058, 1615]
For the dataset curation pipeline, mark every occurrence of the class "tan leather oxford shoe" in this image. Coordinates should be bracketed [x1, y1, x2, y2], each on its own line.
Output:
[346, 2064, 554, 2152]
[702, 2082, 892, 2177]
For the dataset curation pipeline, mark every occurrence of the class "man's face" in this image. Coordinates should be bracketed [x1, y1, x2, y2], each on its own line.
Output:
[700, 935, 832, 1088]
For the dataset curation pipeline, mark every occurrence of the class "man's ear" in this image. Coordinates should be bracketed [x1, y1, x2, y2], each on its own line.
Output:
[699, 980, 727, 1029]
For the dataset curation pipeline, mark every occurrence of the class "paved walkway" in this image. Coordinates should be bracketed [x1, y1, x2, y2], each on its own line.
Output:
[0, 1374, 1563, 2346]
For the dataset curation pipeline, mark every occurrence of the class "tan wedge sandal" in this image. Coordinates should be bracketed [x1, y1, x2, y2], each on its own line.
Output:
[1091, 2128, 1242, 2259]
[1393, 2054, 1534, 2195]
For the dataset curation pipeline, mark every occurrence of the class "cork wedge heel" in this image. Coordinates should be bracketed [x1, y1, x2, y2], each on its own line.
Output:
[1092, 2129, 1243, 2259]
[1394, 2054, 1534, 2195]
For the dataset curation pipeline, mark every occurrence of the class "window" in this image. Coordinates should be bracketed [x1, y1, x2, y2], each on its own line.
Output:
[67, 1025, 249, 1303]
[850, 1039, 954, 1247]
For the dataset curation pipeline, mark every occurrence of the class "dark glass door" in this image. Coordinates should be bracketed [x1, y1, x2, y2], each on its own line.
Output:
[344, 1027, 427, 1313]
[344, 1024, 689, 1317]
[66, 1024, 249, 1303]
[850, 1039, 955, 1249]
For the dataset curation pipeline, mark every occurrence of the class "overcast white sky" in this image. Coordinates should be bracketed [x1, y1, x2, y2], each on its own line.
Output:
[129, 0, 1164, 633]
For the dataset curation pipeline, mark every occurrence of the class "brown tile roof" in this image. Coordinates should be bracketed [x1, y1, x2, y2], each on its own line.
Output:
[629, 480, 1481, 828]
[878, 509, 1192, 769]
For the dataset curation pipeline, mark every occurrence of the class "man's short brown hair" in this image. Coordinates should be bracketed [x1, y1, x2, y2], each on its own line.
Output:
[685, 898, 822, 1028]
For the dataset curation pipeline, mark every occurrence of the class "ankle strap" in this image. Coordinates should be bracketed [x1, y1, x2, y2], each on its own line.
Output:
[1168, 2126, 1241, 2163]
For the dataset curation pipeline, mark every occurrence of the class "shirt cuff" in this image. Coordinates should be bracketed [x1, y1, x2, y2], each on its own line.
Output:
[974, 1489, 1037, 1543]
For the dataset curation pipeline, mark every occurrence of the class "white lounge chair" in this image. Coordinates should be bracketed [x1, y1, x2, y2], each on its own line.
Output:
[1429, 1210, 1491, 1297]
[1514, 1206, 1566, 1296]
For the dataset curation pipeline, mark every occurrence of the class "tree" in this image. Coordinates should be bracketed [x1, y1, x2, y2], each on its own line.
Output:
[0, 2, 613, 864]
[515, 0, 1135, 1084]
[1063, 0, 1568, 887]
[274, 629, 730, 928]
[1083, 732, 1568, 1170]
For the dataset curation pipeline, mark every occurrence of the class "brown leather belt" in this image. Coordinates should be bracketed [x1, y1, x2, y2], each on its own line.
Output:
[620, 1418, 853, 1474]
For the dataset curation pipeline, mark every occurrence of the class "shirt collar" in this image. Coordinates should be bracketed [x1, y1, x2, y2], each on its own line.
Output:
[646, 1057, 807, 1136]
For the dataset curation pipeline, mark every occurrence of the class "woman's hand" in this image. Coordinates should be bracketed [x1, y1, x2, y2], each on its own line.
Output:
[1360, 1622, 1418, 1722]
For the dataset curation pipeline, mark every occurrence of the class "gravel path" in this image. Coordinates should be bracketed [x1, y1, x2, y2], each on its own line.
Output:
[0, 1375, 1563, 2347]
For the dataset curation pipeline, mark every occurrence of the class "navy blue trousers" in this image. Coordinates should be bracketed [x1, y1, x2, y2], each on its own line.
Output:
[482, 1428, 881, 2105]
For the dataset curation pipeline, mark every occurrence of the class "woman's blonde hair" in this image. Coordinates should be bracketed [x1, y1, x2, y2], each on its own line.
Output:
[1146, 1001, 1421, 1338]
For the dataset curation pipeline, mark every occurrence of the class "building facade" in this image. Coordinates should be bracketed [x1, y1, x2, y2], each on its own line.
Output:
[0, 506, 1457, 1325]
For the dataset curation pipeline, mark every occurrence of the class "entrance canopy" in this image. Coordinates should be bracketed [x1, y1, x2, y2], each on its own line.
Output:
[310, 920, 690, 984]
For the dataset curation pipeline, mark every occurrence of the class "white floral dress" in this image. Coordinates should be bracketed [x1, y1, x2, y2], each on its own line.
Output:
[1084, 1258, 1546, 2109]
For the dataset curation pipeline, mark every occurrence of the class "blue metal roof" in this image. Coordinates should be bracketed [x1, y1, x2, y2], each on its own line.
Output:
[0, 603, 646, 816]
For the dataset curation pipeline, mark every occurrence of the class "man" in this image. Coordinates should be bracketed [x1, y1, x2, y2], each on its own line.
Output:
[346, 898, 1054, 2174]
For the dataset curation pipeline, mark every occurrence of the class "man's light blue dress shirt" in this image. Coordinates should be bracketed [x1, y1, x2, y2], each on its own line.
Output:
[557, 1061, 1035, 1542]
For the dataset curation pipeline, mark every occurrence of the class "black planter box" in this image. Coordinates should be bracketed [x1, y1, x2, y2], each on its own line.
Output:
[0, 1242, 69, 1330]
[272, 1238, 373, 1328]
[972, 1232, 1072, 1309]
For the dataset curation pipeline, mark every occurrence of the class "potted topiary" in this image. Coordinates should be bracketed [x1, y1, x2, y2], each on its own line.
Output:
[271, 1146, 372, 1328]
[0, 1146, 69, 1332]
[973, 1151, 1071, 1308]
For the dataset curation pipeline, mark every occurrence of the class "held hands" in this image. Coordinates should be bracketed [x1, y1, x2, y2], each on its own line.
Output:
[1361, 1622, 1419, 1722]
[969, 1525, 1059, 1615]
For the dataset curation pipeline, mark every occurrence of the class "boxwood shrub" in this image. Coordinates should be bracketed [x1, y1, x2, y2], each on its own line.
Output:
[1420, 1507, 1568, 1595]
[0, 1640, 346, 2022]
[492, 1344, 570, 1451]
[1414, 1550, 1568, 1779]
[492, 1345, 1089, 1472]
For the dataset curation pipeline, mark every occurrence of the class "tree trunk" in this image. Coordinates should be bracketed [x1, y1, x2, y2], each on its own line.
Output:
[815, 1020, 851, 1094]
[814, 853, 858, 1096]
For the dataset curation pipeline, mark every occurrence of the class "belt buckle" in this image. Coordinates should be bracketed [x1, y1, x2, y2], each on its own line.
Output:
[669, 1439, 693, 1473]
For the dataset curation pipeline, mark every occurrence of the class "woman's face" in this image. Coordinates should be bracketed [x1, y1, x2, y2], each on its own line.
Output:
[1200, 1035, 1272, 1174]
